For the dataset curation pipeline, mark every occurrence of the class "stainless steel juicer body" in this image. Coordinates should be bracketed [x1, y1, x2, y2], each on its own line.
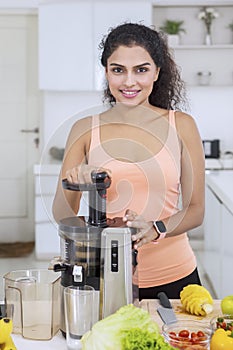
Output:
[53, 172, 138, 335]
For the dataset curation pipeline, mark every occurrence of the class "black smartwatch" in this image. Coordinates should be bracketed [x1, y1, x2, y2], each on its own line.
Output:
[152, 220, 167, 243]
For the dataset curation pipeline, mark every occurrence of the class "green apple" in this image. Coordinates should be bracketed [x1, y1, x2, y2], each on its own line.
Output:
[221, 295, 233, 315]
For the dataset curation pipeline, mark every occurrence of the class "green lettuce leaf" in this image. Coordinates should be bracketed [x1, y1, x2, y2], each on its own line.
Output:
[81, 304, 175, 350]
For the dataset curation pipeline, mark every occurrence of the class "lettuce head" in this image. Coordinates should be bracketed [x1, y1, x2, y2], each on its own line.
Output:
[81, 304, 175, 350]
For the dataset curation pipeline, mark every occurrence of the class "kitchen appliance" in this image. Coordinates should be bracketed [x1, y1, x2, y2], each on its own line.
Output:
[52, 171, 139, 335]
[3, 269, 61, 340]
[157, 292, 177, 325]
[202, 139, 220, 159]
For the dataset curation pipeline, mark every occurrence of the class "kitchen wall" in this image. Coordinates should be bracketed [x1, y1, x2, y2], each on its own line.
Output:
[187, 86, 233, 154]
[40, 91, 104, 163]
[38, 0, 153, 162]
[0, 0, 231, 247]
[41, 86, 233, 164]
[1, 0, 233, 160]
[37, 1, 233, 162]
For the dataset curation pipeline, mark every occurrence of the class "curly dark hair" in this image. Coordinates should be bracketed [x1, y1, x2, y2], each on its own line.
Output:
[99, 22, 187, 110]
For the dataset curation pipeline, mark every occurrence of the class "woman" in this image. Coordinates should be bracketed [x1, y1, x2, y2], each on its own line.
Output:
[53, 23, 205, 299]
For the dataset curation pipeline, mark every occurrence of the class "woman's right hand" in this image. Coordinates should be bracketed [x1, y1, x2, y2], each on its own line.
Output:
[65, 164, 111, 184]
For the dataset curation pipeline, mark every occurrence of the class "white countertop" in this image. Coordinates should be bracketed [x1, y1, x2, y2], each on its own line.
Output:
[12, 331, 67, 350]
[205, 158, 233, 170]
[205, 169, 233, 215]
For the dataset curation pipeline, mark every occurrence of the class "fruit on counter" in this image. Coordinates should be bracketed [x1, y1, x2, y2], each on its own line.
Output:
[221, 295, 233, 316]
[180, 284, 213, 316]
[81, 304, 176, 350]
[210, 328, 233, 350]
[0, 317, 17, 350]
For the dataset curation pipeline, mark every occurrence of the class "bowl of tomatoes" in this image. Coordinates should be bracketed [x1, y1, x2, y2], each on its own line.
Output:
[162, 320, 212, 349]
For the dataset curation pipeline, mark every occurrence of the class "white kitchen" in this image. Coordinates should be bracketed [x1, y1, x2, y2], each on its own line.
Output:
[0, 0, 233, 348]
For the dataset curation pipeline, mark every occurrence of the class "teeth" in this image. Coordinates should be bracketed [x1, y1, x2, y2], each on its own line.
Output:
[122, 90, 137, 95]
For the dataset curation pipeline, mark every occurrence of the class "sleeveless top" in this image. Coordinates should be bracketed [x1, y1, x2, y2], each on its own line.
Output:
[88, 111, 196, 287]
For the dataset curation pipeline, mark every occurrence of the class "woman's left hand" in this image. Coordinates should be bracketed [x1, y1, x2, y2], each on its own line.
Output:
[123, 209, 158, 249]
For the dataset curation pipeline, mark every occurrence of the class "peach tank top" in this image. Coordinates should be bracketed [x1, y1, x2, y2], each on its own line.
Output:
[88, 111, 196, 287]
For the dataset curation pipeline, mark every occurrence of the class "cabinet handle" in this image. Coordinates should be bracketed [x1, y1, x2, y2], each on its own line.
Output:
[21, 127, 39, 133]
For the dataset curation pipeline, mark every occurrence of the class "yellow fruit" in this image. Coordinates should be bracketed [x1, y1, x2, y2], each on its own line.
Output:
[180, 284, 213, 316]
[221, 295, 233, 315]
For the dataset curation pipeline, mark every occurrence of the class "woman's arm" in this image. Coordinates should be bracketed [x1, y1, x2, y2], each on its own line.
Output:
[164, 111, 205, 235]
[52, 117, 92, 223]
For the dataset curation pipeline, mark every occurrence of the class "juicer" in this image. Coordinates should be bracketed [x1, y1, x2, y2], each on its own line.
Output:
[52, 171, 139, 335]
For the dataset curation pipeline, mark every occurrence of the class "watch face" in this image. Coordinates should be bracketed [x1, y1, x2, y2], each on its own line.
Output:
[155, 221, 166, 233]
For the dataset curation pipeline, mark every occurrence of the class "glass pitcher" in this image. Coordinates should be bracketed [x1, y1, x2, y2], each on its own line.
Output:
[4, 269, 61, 340]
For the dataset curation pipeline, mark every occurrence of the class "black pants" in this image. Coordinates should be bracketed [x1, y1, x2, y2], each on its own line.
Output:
[139, 268, 201, 300]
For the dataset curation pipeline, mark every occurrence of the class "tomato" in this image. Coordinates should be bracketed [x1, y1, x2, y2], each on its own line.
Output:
[197, 331, 205, 338]
[169, 331, 177, 339]
[191, 336, 199, 344]
[179, 330, 190, 338]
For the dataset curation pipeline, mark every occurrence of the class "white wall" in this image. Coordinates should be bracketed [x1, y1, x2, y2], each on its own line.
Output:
[40, 91, 105, 163]
[187, 86, 233, 154]
[40, 86, 233, 164]
[37, 0, 233, 161]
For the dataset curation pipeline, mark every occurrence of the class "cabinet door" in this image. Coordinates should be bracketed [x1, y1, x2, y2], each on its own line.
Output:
[35, 195, 54, 222]
[204, 186, 222, 250]
[39, 1, 93, 90]
[35, 222, 60, 260]
[221, 205, 233, 297]
[203, 185, 222, 298]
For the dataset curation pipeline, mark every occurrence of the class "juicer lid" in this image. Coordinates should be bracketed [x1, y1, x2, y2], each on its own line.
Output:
[59, 216, 102, 234]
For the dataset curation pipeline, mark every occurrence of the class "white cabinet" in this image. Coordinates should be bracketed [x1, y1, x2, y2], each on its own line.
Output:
[204, 171, 233, 298]
[221, 204, 233, 296]
[204, 186, 222, 251]
[39, 1, 93, 91]
[152, 3, 233, 86]
[204, 186, 222, 297]
[34, 165, 61, 260]
[39, 0, 153, 91]
[34, 164, 89, 260]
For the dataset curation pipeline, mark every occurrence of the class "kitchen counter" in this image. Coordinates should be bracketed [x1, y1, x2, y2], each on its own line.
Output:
[205, 170, 233, 215]
[205, 158, 233, 170]
[11, 299, 221, 349]
[12, 331, 66, 350]
[140, 299, 221, 329]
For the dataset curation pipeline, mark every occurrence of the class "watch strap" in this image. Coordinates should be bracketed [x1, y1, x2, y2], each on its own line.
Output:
[152, 220, 166, 244]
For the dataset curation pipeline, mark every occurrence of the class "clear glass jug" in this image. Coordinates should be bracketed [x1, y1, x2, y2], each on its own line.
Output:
[4, 269, 61, 340]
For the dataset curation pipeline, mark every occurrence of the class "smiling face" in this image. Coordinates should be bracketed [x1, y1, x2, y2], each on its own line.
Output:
[105, 45, 160, 106]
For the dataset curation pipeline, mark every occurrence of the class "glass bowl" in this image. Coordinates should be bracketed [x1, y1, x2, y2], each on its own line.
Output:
[162, 320, 212, 349]
[210, 314, 233, 332]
